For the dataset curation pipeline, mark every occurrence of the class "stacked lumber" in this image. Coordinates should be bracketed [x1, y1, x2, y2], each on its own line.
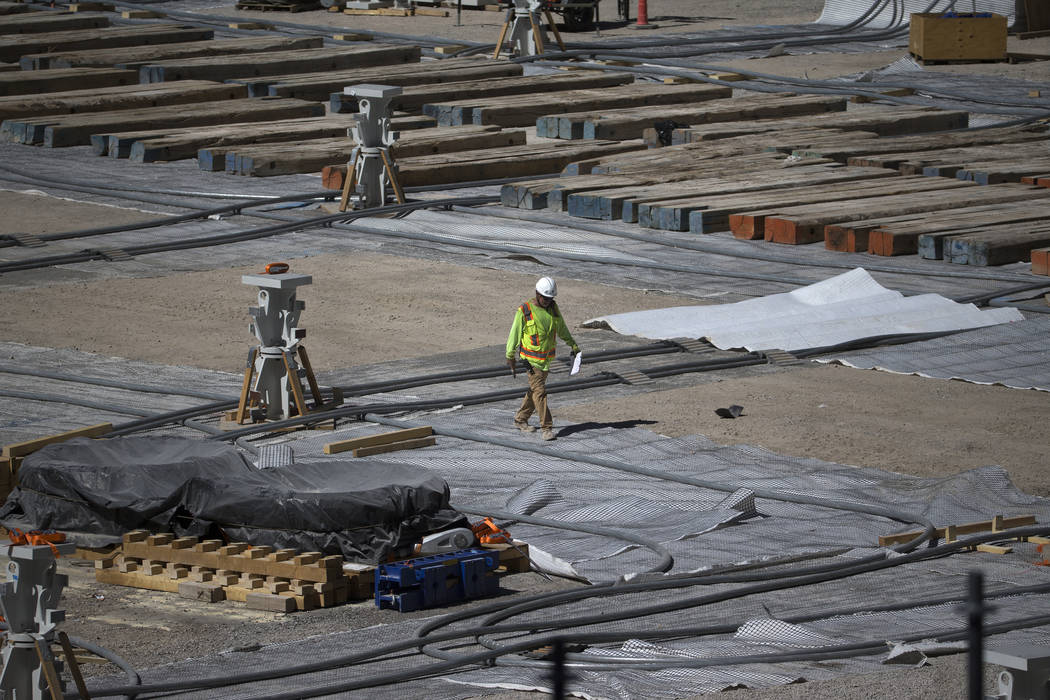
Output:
[100, 113, 433, 162]
[0, 24, 214, 63]
[652, 106, 968, 145]
[19, 35, 321, 70]
[0, 2, 40, 14]
[138, 44, 420, 83]
[795, 123, 1050, 163]
[324, 426, 435, 457]
[251, 55, 523, 101]
[0, 80, 249, 122]
[1, 423, 112, 501]
[215, 125, 527, 176]
[0, 12, 109, 35]
[420, 72, 643, 126]
[97, 529, 530, 612]
[2, 96, 325, 146]
[99, 531, 363, 611]
[322, 140, 647, 189]
[546, 93, 848, 141]
[0, 66, 137, 96]
[1024, 173, 1050, 188]
[1032, 248, 1050, 275]
[735, 182, 1044, 246]
[332, 71, 660, 116]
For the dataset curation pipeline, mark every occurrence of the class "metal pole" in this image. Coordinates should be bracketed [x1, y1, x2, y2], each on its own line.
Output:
[550, 637, 567, 699]
[456, 0, 462, 26]
[968, 569, 985, 700]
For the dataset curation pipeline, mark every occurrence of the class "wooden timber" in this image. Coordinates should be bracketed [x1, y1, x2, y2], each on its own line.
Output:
[865, 198, 1050, 257]
[0, 80, 249, 123]
[331, 72, 705, 117]
[240, 56, 521, 100]
[323, 426, 432, 454]
[0, 2, 40, 14]
[558, 94, 847, 141]
[1032, 247, 1050, 275]
[101, 115, 355, 161]
[0, 24, 213, 63]
[663, 107, 968, 144]
[0, 12, 109, 35]
[501, 173, 655, 210]
[647, 174, 966, 235]
[139, 44, 420, 83]
[421, 72, 644, 126]
[878, 514, 1036, 547]
[164, 114, 430, 168]
[561, 163, 893, 224]
[0, 61, 16, 71]
[954, 157, 1050, 185]
[222, 126, 526, 176]
[759, 183, 1043, 245]
[4, 96, 324, 146]
[796, 124, 1050, 162]
[353, 437, 435, 458]
[21, 35, 321, 70]
[846, 142, 1039, 175]
[941, 222, 1050, 265]
[391, 140, 645, 188]
[0, 66, 137, 96]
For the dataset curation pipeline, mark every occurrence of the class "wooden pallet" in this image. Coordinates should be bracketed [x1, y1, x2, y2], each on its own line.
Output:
[95, 530, 530, 611]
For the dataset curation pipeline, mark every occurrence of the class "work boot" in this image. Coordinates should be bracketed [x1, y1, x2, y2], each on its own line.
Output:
[515, 420, 536, 433]
[541, 428, 556, 441]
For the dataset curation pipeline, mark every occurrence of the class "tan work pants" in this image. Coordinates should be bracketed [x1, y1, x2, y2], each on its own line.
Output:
[515, 367, 552, 429]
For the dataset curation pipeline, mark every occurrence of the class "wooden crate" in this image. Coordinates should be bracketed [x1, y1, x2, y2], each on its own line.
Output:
[909, 12, 1007, 61]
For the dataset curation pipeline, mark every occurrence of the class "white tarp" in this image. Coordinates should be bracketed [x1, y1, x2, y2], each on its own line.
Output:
[582, 268, 1024, 352]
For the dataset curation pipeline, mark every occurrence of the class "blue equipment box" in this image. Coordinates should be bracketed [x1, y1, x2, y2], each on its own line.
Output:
[375, 548, 500, 612]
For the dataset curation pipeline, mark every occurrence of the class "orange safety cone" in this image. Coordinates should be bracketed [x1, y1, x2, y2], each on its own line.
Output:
[630, 0, 656, 29]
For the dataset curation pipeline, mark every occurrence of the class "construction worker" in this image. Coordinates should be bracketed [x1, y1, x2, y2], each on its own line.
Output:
[506, 276, 579, 441]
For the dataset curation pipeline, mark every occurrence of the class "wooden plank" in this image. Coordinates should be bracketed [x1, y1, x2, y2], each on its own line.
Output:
[421, 72, 645, 127]
[394, 140, 646, 187]
[569, 94, 847, 142]
[325, 426, 432, 454]
[1032, 247, 1050, 275]
[11, 96, 325, 147]
[120, 532, 344, 582]
[944, 224, 1050, 266]
[0, 12, 109, 35]
[257, 55, 520, 101]
[0, 2, 41, 14]
[353, 436, 436, 457]
[140, 44, 420, 84]
[799, 124, 1050, 162]
[0, 80, 248, 123]
[22, 35, 319, 70]
[229, 126, 526, 177]
[2, 423, 112, 458]
[331, 72, 693, 117]
[0, 24, 211, 63]
[117, 115, 354, 162]
[868, 197, 1050, 257]
[0, 66, 137, 97]
[878, 514, 1036, 547]
[761, 183, 1042, 245]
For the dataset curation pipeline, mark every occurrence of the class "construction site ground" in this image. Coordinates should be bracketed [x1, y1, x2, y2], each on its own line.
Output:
[2, 0, 1049, 697]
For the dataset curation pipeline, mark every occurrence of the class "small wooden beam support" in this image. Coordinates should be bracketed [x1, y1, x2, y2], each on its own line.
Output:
[2, 423, 112, 459]
[324, 426, 432, 454]
[878, 514, 1037, 547]
[352, 436, 436, 458]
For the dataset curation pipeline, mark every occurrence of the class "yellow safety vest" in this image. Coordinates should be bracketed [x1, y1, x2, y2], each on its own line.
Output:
[516, 300, 557, 363]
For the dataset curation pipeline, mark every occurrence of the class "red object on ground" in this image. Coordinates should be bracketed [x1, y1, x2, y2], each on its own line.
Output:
[636, 0, 650, 26]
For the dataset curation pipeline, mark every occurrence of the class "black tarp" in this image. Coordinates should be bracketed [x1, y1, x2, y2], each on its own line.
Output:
[0, 435, 467, 563]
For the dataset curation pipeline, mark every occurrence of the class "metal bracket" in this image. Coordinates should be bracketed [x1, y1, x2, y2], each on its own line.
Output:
[985, 645, 1050, 700]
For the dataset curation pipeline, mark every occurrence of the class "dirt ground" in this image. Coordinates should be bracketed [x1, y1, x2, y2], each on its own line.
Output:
[3, 2, 1049, 698]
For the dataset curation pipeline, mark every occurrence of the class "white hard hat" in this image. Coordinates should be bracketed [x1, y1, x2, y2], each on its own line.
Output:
[535, 276, 557, 298]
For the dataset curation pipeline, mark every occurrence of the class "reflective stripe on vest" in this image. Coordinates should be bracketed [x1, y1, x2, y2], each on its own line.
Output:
[519, 347, 555, 361]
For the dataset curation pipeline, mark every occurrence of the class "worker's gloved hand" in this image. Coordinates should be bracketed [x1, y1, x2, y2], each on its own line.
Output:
[506, 357, 516, 377]
[571, 346, 580, 357]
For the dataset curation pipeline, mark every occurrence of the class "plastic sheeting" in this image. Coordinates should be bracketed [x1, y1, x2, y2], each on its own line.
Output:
[0, 435, 466, 562]
[819, 315, 1050, 392]
[582, 268, 1024, 352]
[817, 0, 1018, 29]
